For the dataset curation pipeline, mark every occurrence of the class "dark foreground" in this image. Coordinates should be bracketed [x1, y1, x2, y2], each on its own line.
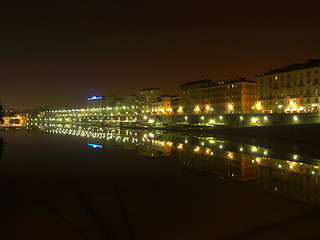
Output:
[0, 129, 320, 240]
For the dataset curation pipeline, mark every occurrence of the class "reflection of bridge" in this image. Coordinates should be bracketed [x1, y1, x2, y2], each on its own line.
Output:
[0, 116, 27, 127]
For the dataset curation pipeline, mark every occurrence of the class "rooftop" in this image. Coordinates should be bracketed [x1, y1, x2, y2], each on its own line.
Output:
[179, 79, 212, 88]
[259, 59, 320, 76]
[203, 78, 256, 88]
[139, 88, 160, 92]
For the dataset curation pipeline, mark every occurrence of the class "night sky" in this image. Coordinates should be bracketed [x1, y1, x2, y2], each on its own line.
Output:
[1, 0, 320, 110]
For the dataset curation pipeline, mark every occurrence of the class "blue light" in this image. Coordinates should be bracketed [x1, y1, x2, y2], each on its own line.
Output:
[87, 95, 103, 101]
[88, 143, 103, 148]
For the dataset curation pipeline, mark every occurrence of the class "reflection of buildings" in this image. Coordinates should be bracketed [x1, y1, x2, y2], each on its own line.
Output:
[0, 116, 27, 128]
[34, 124, 173, 157]
[178, 145, 257, 181]
[138, 139, 173, 157]
[27, 122, 320, 207]
[151, 140, 173, 157]
[27, 122, 320, 208]
[0, 138, 3, 160]
[256, 158, 320, 206]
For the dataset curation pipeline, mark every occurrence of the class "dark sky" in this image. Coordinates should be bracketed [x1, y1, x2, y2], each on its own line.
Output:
[1, 0, 320, 110]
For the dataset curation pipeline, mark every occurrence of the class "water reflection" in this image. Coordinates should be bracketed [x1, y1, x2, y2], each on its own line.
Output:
[0, 138, 3, 161]
[28, 123, 320, 206]
[0, 116, 27, 128]
[179, 144, 257, 181]
[257, 157, 320, 206]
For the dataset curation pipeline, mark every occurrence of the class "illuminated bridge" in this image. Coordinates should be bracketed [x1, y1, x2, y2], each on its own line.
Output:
[0, 116, 27, 128]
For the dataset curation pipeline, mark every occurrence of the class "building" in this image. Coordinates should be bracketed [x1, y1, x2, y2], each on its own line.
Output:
[257, 59, 320, 113]
[170, 96, 179, 115]
[201, 78, 257, 114]
[123, 95, 138, 109]
[151, 95, 172, 115]
[104, 95, 116, 108]
[179, 79, 212, 114]
[87, 95, 104, 109]
[115, 98, 123, 108]
[137, 88, 161, 114]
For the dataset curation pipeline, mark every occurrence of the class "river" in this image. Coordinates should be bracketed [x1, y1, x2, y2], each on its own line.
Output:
[0, 124, 319, 239]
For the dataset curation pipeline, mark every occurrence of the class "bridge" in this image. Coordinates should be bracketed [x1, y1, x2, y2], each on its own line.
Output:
[0, 116, 27, 128]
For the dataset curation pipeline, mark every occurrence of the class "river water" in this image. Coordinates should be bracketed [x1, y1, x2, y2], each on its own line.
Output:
[0, 124, 320, 240]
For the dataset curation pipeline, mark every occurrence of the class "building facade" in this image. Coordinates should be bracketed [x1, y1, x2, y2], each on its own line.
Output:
[179, 79, 212, 114]
[123, 95, 138, 109]
[137, 88, 161, 114]
[104, 95, 116, 108]
[151, 95, 172, 115]
[257, 59, 320, 113]
[201, 78, 257, 114]
[170, 96, 179, 115]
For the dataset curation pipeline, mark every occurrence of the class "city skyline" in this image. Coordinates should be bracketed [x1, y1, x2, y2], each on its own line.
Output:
[1, 1, 320, 110]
